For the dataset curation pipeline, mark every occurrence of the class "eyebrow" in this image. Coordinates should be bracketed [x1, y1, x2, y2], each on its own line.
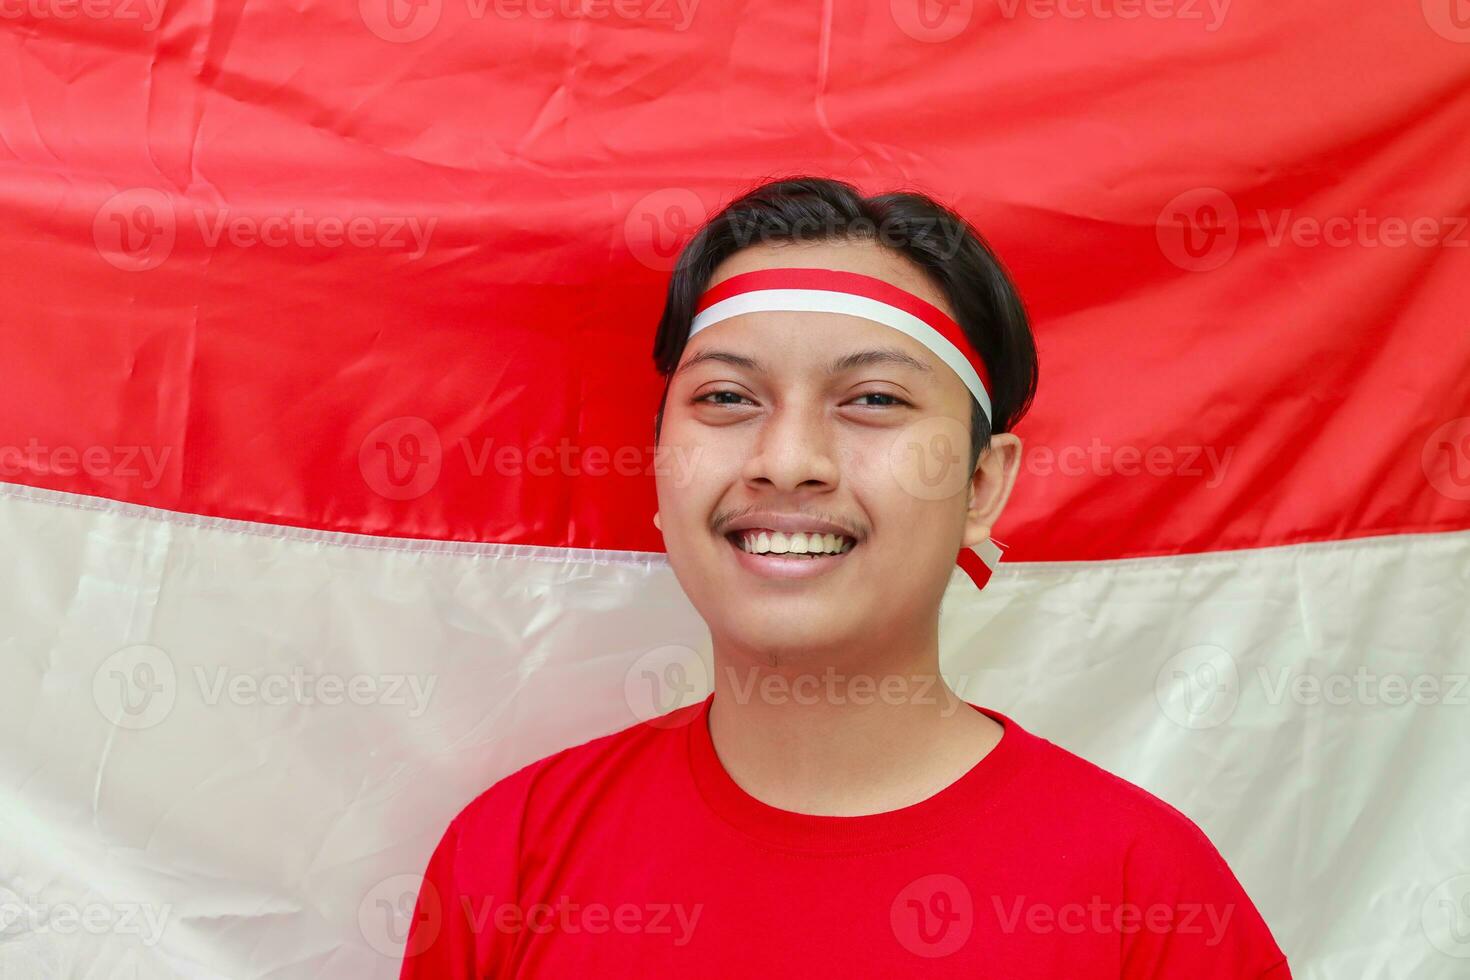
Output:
[675, 345, 933, 377]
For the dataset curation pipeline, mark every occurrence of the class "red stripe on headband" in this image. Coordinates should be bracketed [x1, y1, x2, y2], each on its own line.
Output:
[694, 267, 993, 395]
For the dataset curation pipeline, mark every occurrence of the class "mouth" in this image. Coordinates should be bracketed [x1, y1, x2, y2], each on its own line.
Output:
[722, 529, 857, 580]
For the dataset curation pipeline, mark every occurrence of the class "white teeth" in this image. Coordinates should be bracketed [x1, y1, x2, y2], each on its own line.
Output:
[737, 530, 854, 556]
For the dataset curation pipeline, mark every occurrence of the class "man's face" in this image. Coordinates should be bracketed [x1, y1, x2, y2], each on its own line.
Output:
[654, 240, 1003, 668]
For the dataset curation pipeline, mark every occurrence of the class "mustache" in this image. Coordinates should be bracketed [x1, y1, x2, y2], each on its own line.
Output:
[711, 504, 867, 541]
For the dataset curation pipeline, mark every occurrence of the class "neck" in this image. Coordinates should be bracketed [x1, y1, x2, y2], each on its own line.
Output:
[705, 624, 1001, 817]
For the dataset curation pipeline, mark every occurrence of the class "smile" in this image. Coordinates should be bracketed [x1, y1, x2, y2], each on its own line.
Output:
[723, 530, 856, 579]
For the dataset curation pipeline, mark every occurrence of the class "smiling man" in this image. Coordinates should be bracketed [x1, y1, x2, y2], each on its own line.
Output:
[399, 176, 1291, 977]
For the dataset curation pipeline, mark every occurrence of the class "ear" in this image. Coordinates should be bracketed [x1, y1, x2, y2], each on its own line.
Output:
[653, 511, 662, 532]
[961, 433, 1022, 549]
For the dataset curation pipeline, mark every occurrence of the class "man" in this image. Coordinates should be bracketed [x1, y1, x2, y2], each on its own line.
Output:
[399, 176, 1292, 976]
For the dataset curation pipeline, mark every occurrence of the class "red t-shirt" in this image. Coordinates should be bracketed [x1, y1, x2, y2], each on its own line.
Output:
[400, 696, 1291, 978]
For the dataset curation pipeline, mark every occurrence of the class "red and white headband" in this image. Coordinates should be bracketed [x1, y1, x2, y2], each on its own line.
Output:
[688, 266, 1007, 590]
[691, 267, 993, 423]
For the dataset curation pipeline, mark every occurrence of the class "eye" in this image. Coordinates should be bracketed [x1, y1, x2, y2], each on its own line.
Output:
[848, 392, 912, 408]
[693, 389, 755, 407]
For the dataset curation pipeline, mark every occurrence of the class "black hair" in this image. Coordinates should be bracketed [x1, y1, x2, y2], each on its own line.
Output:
[652, 175, 1038, 472]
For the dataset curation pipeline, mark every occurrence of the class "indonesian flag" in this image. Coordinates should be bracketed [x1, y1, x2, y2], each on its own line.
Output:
[1, 2, 1467, 978]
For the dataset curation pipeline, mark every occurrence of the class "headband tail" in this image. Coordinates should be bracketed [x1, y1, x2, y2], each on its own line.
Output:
[956, 537, 1006, 590]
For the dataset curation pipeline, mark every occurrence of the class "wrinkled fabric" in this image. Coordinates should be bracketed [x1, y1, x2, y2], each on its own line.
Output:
[0, 484, 1466, 975]
[1, 2, 1468, 977]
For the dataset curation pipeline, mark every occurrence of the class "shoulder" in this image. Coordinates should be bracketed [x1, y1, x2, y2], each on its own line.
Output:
[1001, 715, 1290, 975]
[449, 701, 699, 843]
[1004, 716, 1241, 860]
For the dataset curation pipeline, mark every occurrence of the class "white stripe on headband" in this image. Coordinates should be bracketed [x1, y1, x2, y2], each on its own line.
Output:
[688, 288, 993, 424]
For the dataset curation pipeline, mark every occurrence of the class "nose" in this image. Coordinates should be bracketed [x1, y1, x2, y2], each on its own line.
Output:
[739, 398, 840, 493]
